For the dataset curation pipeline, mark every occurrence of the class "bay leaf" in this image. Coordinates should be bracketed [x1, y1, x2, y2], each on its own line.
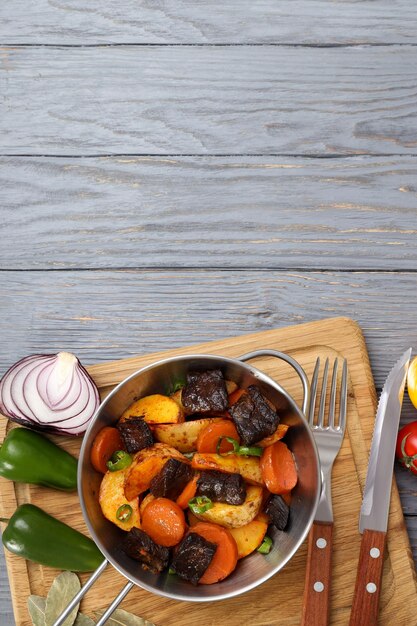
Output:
[28, 595, 46, 626]
[74, 613, 96, 626]
[94, 608, 156, 626]
[45, 571, 81, 626]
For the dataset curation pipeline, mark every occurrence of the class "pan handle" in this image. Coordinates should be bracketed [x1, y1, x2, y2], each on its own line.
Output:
[52, 559, 108, 626]
[95, 581, 135, 625]
[238, 349, 309, 416]
[52, 559, 134, 626]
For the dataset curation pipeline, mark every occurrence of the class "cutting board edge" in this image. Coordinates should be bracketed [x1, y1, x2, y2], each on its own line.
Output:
[86, 316, 367, 385]
[1, 317, 416, 625]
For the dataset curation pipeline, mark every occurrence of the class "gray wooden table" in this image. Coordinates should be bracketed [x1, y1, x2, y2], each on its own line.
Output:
[1, 2, 417, 623]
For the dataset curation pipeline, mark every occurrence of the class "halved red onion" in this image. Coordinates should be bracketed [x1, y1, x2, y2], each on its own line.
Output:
[0, 352, 100, 436]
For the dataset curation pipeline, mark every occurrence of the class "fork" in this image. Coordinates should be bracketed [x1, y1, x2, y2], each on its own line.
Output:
[301, 357, 348, 626]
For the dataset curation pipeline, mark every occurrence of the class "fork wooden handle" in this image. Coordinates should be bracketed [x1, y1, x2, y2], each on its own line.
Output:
[301, 521, 333, 626]
[349, 529, 386, 626]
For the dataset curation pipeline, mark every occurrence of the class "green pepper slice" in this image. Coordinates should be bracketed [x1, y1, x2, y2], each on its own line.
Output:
[216, 436, 240, 456]
[238, 445, 263, 457]
[106, 450, 132, 472]
[188, 495, 213, 515]
[116, 504, 133, 522]
[216, 436, 263, 457]
[257, 535, 273, 554]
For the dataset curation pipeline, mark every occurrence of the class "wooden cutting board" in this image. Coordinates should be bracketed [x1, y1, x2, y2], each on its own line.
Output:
[1, 317, 416, 626]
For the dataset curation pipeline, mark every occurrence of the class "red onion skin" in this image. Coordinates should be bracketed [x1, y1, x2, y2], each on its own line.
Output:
[0, 355, 41, 423]
[0, 353, 100, 437]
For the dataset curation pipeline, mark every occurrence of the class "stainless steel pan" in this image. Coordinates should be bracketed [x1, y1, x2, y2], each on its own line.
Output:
[54, 350, 321, 626]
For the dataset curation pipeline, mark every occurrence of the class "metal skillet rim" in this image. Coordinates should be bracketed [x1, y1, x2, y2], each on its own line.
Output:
[78, 353, 321, 602]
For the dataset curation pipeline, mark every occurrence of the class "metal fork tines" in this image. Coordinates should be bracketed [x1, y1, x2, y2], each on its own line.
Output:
[309, 357, 348, 522]
[301, 356, 348, 626]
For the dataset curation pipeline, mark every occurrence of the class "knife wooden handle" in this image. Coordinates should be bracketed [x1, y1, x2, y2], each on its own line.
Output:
[349, 529, 386, 626]
[301, 521, 333, 626]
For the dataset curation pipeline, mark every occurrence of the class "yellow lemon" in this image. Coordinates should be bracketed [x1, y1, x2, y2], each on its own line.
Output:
[407, 356, 417, 409]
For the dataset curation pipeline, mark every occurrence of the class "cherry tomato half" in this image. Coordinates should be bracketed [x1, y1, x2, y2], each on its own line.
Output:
[396, 421, 417, 475]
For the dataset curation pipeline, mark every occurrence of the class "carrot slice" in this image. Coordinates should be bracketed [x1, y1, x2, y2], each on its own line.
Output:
[260, 441, 298, 494]
[90, 427, 125, 474]
[191, 522, 238, 584]
[228, 388, 246, 406]
[187, 510, 200, 527]
[176, 474, 199, 509]
[141, 497, 186, 547]
[196, 420, 240, 454]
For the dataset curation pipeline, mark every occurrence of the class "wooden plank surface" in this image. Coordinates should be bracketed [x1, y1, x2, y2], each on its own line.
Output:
[1, 318, 416, 626]
[1, 264, 416, 520]
[2, 156, 417, 271]
[0, 269, 416, 390]
[1, 0, 417, 45]
[1, 46, 417, 156]
[2, 0, 417, 622]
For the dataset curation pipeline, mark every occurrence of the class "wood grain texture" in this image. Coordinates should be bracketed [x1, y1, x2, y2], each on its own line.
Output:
[1, 1, 417, 45]
[1, 269, 416, 390]
[1, 46, 417, 156]
[1, 318, 416, 626]
[301, 522, 333, 626]
[349, 529, 386, 626]
[2, 155, 417, 270]
[2, 0, 417, 621]
[2, 272, 417, 623]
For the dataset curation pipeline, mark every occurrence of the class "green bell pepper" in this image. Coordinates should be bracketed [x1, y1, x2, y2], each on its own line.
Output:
[0, 427, 77, 491]
[1, 504, 104, 572]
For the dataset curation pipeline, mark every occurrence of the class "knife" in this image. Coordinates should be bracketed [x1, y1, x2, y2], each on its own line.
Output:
[349, 348, 412, 626]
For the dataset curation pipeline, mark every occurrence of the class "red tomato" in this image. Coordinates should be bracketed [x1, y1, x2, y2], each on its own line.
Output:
[396, 421, 417, 474]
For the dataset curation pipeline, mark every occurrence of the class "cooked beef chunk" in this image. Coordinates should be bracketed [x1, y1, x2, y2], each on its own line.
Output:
[229, 385, 279, 446]
[122, 527, 169, 573]
[117, 417, 153, 454]
[182, 369, 228, 414]
[197, 470, 246, 505]
[171, 532, 217, 585]
[265, 495, 290, 531]
[149, 458, 193, 500]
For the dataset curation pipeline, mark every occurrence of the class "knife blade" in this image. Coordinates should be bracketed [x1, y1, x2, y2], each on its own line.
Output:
[349, 348, 412, 626]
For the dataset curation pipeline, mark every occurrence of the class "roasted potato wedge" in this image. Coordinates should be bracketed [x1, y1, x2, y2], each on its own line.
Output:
[257, 424, 289, 447]
[255, 511, 270, 524]
[121, 394, 184, 424]
[229, 519, 268, 558]
[225, 380, 238, 395]
[191, 453, 263, 486]
[125, 456, 166, 500]
[99, 469, 141, 531]
[124, 443, 188, 500]
[191, 486, 263, 529]
[153, 418, 222, 452]
[170, 389, 184, 409]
